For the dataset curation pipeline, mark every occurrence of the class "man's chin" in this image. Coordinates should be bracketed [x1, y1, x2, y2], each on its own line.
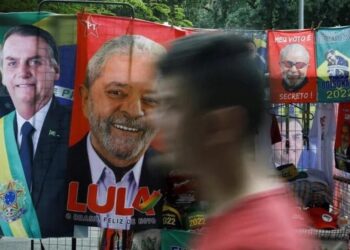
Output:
[108, 144, 144, 161]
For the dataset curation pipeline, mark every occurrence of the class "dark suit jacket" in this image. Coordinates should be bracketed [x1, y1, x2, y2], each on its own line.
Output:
[68, 135, 168, 232]
[30, 98, 73, 237]
[4, 97, 73, 238]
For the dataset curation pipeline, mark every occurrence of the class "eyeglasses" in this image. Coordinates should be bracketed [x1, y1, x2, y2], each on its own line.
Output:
[281, 61, 308, 69]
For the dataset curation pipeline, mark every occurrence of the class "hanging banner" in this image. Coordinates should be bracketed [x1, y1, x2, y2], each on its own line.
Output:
[0, 12, 76, 238]
[66, 13, 190, 231]
[232, 30, 267, 73]
[268, 30, 317, 103]
[316, 26, 350, 102]
[334, 103, 350, 173]
[0, 12, 76, 117]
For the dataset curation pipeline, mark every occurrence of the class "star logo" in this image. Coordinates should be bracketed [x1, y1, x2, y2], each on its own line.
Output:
[0, 181, 26, 222]
[81, 15, 100, 37]
[0, 182, 23, 210]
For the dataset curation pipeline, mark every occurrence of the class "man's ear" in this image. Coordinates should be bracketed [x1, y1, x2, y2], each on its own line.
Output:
[80, 84, 89, 119]
[200, 106, 247, 147]
[53, 64, 60, 81]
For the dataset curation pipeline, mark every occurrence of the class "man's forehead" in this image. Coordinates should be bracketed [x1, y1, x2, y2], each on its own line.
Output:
[284, 49, 308, 60]
[3, 35, 49, 51]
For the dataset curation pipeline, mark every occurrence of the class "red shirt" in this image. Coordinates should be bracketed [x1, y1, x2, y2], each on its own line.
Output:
[192, 187, 318, 250]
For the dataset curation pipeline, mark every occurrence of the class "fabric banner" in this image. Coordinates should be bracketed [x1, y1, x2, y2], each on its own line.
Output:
[316, 26, 350, 102]
[0, 12, 77, 238]
[334, 103, 350, 173]
[65, 13, 190, 231]
[268, 30, 317, 103]
[161, 229, 198, 250]
[232, 30, 267, 74]
[0, 12, 76, 116]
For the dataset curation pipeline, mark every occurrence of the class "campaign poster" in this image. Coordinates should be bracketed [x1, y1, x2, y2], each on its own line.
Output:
[316, 26, 350, 102]
[65, 13, 191, 232]
[268, 30, 317, 103]
[334, 103, 350, 173]
[0, 13, 76, 238]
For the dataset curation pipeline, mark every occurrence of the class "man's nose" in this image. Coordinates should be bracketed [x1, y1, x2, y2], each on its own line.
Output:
[290, 65, 298, 71]
[120, 97, 144, 118]
[17, 63, 32, 78]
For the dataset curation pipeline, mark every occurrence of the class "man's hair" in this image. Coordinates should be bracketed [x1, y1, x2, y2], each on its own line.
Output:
[280, 43, 310, 62]
[0, 24, 59, 69]
[325, 49, 336, 58]
[276, 116, 303, 131]
[85, 35, 165, 88]
[158, 32, 265, 135]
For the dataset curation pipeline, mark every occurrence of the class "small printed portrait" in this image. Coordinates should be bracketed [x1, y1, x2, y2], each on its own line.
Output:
[272, 117, 304, 167]
[335, 123, 350, 172]
[279, 44, 310, 92]
[325, 49, 349, 81]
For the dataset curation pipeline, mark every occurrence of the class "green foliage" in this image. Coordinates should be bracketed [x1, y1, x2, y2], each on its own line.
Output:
[0, 0, 193, 27]
[150, 3, 171, 21]
[0, 0, 37, 12]
[197, 0, 350, 29]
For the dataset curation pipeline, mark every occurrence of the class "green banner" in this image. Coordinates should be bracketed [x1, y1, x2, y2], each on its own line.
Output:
[161, 229, 198, 250]
[316, 26, 350, 102]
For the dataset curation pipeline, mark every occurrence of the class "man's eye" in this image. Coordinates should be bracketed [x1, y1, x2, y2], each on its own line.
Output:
[142, 97, 159, 106]
[107, 90, 125, 97]
[7, 61, 17, 67]
[28, 59, 42, 66]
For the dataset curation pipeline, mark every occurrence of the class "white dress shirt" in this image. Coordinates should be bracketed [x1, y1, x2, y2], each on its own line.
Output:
[16, 98, 52, 155]
[86, 133, 143, 229]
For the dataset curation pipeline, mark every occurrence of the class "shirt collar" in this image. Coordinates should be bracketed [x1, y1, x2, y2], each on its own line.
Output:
[86, 133, 144, 186]
[16, 98, 52, 134]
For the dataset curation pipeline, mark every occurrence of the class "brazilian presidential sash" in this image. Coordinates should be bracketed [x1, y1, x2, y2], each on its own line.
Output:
[0, 112, 41, 238]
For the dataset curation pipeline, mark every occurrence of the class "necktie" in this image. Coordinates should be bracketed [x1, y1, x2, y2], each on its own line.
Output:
[20, 121, 35, 188]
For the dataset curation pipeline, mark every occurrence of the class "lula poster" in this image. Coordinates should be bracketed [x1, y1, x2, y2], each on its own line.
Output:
[268, 30, 317, 103]
[65, 13, 190, 231]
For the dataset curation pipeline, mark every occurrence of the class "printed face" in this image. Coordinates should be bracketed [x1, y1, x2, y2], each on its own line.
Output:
[272, 120, 303, 167]
[326, 53, 337, 65]
[280, 48, 309, 89]
[341, 125, 350, 148]
[82, 54, 158, 165]
[1, 35, 59, 114]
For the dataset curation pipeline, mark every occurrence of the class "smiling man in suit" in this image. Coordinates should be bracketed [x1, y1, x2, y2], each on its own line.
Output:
[0, 25, 72, 238]
[67, 35, 167, 232]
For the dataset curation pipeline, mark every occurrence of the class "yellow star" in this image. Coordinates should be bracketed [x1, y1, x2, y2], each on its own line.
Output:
[0, 182, 23, 211]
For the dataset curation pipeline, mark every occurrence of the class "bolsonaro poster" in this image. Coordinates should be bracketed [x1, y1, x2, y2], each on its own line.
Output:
[316, 26, 350, 102]
[0, 12, 76, 238]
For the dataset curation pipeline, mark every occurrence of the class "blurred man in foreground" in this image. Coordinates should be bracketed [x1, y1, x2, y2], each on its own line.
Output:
[157, 33, 318, 249]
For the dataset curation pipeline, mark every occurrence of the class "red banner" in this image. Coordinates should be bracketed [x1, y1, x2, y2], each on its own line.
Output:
[70, 13, 191, 145]
[67, 13, 191, 231]
[335, 103, 350, 173]
[268, 30, 317, 103]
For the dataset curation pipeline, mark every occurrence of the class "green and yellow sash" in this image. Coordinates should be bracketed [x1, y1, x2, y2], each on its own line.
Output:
[0, 112, 41, 238]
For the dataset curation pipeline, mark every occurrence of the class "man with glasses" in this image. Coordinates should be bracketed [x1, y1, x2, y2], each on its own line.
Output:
[279, 43, 310, 92]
